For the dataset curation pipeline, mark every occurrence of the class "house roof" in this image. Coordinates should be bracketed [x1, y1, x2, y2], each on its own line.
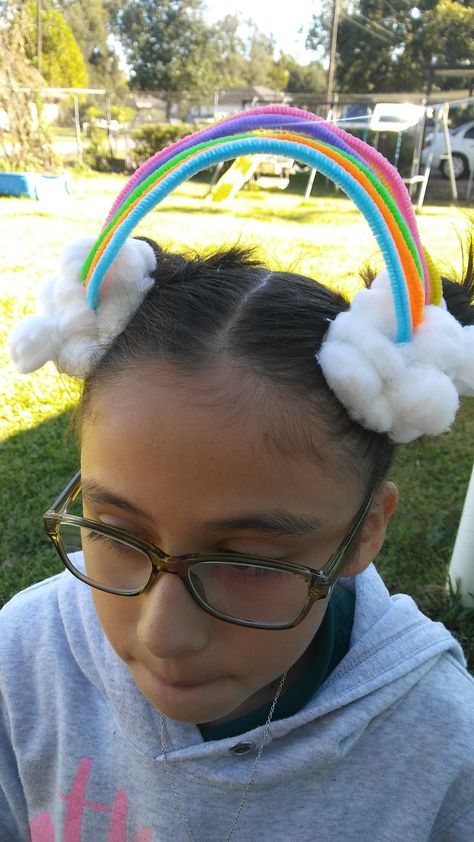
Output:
[127, 91, 167, 109]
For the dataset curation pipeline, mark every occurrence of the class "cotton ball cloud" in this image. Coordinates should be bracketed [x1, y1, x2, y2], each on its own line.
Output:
[100, 237, 157, 298]
[388, 363, 459, 442]
[452, 325, 474, 396]
[317, 340, 392, 432]
[7, 235, 157, 377]
[405, 305, 464, 376]
[318, 273, 470, 443]
[7, 315, 56, 374]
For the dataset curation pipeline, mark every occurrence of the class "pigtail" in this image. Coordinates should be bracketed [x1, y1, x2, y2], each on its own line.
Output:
[442, 234, 474, 327]
[359, 234, 474, 328]
[358, 263, 378, 289]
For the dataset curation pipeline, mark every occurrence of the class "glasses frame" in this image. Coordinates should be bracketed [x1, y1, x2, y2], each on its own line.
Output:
[43, 471, 374, 630]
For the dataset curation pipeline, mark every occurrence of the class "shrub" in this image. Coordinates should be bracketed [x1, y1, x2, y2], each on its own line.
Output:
[132, 123, 198, 165]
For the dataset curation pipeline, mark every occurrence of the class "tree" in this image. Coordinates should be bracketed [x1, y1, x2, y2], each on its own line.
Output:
[209, 16, 295, 93]
[110, 0, 219, 119]
[241, 26, 279, 87]
[55, 0, 126, 91]
[306, 0, 474, 94]
[24, 2, 88, 88]
[208, 15, 247, 88]
[280, 55, 326, 94]
[425, 0, 474, 71]
[0, 3, 56, 169]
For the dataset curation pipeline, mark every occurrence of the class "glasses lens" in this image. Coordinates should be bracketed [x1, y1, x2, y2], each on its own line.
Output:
[58, 522, 152, 592]
[189, 560, 309, 626]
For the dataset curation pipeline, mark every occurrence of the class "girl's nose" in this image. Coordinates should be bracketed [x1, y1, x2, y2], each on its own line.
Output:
[136, 570, 210, 659]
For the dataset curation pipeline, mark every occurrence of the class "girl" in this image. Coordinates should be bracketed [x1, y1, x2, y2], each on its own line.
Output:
[2, 107, 474, 842]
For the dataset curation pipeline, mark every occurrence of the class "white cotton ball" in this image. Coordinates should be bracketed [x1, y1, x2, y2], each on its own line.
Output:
[132, 237, 157, 275]
[349, 283, 398, 338]
[60, 258, 87, 284]
[318, 340, 383, 416]
[357, 392, 394, 434]
[370, 337, 405, 382]
[389, 419, 423, 444]
[96, 274, 154, 342]
[123, 270, 154, 300]
[96, 294, 135, 342]
[326, 310, 361, 340]
[56, 305, 97, 337]
[56, 336, 102, 377]
[453, 325, 474, 396]
[348, 286, 382, 320]
[317, 271, 470, 442]
[7, 315, 56, 373]
[52, 274, 89, 309]
[99, 284, 142, 319]
[60, 236, 96, 270]
[59, 237, 96, 284]
[328, 311, 405, 382]
[103, 238, 157, 293]
[371, 270, 390, 291]
[319, 336, 399, 434]
[406, 306, 464, 375]
[36, 275, 59, 315]
[390, 363, 459, 438]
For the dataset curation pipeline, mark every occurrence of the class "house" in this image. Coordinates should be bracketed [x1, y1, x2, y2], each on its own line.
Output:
[189, 86, 292, 122]
[126, 91, 167, 124]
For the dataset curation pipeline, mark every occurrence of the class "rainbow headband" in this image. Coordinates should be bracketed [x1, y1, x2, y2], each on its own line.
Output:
[81, 105, 442, 344]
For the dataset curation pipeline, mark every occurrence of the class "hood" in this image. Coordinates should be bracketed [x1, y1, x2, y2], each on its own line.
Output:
[58, 562, 465, 774]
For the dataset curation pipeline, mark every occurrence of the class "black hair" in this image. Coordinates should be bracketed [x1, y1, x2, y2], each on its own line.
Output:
[74, 234, 474, 494]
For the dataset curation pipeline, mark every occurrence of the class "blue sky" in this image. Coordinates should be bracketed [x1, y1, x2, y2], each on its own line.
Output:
[204, 0, 320, 65]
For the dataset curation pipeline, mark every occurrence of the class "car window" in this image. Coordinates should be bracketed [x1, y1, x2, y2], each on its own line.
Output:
[464, 128, 474, 139]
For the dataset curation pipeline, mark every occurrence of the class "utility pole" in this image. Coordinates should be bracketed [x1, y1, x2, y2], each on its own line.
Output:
[326, 0, 340, 114]
[36, 0, 43, 76]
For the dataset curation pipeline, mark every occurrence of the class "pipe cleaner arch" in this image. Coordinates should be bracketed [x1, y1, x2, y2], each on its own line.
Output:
[103, 106, 432, 300]
[81, 107, 440, 344]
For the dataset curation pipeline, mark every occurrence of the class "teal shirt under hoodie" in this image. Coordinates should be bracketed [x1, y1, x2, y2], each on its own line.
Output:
[1, 564, 473, 841]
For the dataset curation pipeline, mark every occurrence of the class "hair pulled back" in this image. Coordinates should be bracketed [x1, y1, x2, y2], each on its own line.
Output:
[76, 235, 474, 494]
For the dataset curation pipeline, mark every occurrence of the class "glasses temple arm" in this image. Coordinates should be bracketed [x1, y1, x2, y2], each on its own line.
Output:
[319, 491, 374, 586]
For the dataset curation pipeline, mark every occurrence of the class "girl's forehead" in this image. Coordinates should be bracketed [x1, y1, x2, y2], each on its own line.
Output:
[83, 361, 329, 466]
[80, 362, 362, 521]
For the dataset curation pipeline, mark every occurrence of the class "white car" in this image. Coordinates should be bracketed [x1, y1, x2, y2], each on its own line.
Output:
[421, 120, 474, 179]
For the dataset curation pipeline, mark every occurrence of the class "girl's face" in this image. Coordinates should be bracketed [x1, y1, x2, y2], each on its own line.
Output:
[81, 363, 395, 726]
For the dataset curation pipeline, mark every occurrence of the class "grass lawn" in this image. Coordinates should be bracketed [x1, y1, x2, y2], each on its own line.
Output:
[1, 173, 473, 669]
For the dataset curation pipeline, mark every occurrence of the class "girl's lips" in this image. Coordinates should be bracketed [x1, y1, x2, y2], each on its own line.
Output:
[160, 677, 207, 688]
[148, 670, 217, 689]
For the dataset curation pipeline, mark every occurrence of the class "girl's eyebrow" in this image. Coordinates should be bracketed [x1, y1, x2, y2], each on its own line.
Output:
[205, 512, 325, 536]
[81, 480, 154, 520]
[81, 480, 324, 535]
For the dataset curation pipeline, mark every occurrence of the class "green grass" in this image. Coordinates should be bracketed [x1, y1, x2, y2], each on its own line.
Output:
[1, 173, 473, 669]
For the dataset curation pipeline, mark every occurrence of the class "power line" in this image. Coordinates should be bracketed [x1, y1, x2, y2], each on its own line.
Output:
[356, 12, 397, 42]
[341, 12, 394, 44]
[327, 0, 340, 105]
[381, 0, 412, 14]
[380, 0, 399, 15]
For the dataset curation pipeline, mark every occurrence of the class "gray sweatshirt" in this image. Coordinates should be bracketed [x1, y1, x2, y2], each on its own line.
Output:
[1, 563, 473, 842]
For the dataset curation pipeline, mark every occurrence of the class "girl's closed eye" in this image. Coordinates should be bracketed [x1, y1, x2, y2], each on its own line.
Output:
[216, 543, 291, 563]
[86, 509, 152, 544]
[85, 531, 136, 553]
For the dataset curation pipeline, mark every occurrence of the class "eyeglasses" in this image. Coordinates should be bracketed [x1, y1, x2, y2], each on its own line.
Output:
[44, 471, 373, 630]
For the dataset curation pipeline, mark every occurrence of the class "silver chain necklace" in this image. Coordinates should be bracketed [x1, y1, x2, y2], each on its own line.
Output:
[159, 670, 288, 842]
